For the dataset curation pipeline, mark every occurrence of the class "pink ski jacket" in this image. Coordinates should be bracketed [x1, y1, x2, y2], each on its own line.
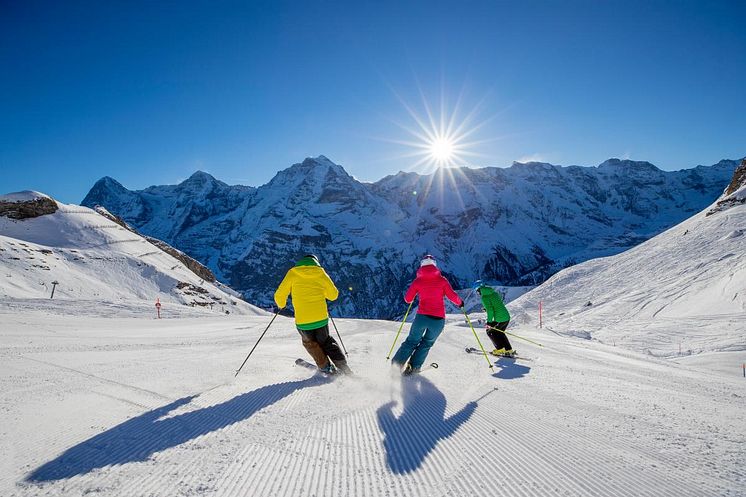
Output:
[404, 265, 463, 318]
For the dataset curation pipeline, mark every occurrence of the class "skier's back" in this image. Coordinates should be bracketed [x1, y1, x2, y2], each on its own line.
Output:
[392, 255, 463, 375]
[475, 282, 514, 357]
[274, 254, 352, 375]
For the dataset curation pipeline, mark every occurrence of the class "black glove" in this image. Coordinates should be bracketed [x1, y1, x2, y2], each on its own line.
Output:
[458, 302, 465, 309]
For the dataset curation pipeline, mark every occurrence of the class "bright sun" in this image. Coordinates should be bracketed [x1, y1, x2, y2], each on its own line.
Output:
[429, 137, 455, 163]
[383, 86, 491, 171]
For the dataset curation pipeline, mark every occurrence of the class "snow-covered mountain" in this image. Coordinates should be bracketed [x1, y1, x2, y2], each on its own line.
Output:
[0, 191, 264, 316]
[509, 160, 746, 359]
[82, 156, 740, 319]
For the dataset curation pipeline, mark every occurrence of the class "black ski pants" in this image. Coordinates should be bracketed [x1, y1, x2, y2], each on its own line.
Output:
[486, 321, 513, 350]
[298, 324, 346, 369]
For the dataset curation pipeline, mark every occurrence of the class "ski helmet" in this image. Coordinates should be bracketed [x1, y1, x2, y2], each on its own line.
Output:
[420, 254, 437, 267]
[303, 254, 320, 264]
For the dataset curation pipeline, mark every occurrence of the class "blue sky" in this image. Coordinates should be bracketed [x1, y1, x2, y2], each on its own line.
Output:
[1, 0, 745, 203]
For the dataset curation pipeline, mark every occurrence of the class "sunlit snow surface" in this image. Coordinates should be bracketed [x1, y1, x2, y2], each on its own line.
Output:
[1, 301, 744, 497]
[511, 203, 746, 359]
[0, 199, 263, 315]
[1, 196, 744, 496]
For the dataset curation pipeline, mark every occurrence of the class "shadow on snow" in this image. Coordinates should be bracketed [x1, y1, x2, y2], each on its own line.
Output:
[27, 374, 329, 482]
[377, 374, 476, 475]
[492, 357, 531, 380]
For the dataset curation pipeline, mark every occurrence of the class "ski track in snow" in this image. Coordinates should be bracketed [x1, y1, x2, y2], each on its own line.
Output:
[2, 309, 744, 497]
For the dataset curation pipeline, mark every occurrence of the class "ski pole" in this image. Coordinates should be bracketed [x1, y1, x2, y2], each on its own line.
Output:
[386, 300, 414, 360]
[462, 309, 494, 371]
[234, 311, 279, 377]
[328, 315, 348, 357]
[487, 325, 544, 347]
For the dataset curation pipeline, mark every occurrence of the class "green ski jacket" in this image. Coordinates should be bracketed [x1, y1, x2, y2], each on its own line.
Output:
[479, 285, 510, 323]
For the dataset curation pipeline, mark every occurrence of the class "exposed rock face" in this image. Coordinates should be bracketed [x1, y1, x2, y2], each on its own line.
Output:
[707, 159, 746, 216]
[82, 156, 740, 319]
[724, 159, 746, 196]
[145, 237, 216, 283]
[0, 192, 58, 219]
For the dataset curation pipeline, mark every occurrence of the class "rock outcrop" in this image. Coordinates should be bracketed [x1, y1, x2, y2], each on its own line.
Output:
[0, 191, 58, 219]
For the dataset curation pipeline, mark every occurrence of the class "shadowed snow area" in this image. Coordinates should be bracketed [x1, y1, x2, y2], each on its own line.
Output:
[28, 376, 330, 482]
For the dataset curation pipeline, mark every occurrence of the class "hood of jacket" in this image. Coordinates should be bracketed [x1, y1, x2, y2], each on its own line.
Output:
[416, 264, 442, 280]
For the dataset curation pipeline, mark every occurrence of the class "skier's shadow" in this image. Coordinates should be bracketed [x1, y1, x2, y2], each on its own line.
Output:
[377, 375, 476, 475]
[492, 358, 531, 380]
[27, 374, 329, 482]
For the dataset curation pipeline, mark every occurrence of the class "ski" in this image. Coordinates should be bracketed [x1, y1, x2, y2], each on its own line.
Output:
[295, 358, 317, 370]
[295, 358, 337, 375]
[402, 362, 438, 376]
[464, 347, 532, 361]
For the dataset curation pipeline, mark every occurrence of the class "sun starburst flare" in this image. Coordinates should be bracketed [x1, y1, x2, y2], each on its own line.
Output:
[379, 82, 501, 173]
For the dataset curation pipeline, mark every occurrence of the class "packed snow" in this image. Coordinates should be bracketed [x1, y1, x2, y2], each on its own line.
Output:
[1, 303, 743, 497]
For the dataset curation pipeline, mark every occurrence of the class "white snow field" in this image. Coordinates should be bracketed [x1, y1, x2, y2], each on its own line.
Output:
[0, 193, 263, 316]
[1, 304, 744, 497]
[510, 202, 746, 361]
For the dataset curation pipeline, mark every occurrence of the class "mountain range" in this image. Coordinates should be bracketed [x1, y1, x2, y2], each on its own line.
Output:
[81, 156, 740, 318]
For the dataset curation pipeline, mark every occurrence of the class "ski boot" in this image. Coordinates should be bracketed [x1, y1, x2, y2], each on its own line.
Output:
[402, 364, 420, 376]
[501, 349, 516, 358]
[490, 348, 506, 357]
[319, 363, 338, 376]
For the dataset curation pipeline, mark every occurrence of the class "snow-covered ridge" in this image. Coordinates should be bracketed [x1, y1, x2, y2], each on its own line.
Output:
[82, 155, 741, 319]
[0, 193, 265, 316]
[0, 190, 52, 202]
[509, 169, 746, 357]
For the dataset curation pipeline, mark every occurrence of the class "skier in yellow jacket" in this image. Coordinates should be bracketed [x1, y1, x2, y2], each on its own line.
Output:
[274, 254, 352, 375]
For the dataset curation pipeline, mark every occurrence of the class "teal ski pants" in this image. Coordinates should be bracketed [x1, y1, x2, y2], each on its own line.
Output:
[392, 314, 445, 369]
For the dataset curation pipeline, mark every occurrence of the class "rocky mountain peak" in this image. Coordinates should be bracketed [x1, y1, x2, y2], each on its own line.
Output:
[92, 176, 127, 193]
[81, 176, 136, 209]
[598, 158, 659, 172]
[177, 171, 224, 193]
[267, 156, 354, 192]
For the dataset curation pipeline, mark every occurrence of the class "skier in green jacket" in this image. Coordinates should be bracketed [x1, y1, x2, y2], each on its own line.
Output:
[474, 281, 515, 357]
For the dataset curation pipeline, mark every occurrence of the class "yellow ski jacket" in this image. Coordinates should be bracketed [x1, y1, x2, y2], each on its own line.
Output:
[274, 258, 339, 330]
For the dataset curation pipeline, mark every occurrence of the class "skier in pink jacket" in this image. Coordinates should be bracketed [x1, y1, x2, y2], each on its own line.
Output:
[392, 255, 464, 375]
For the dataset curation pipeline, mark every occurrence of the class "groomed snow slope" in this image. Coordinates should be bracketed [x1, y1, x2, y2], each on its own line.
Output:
[0, 196, 263, 316]
[2, 304, 743, 497]
[510, 203, 746, 359]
